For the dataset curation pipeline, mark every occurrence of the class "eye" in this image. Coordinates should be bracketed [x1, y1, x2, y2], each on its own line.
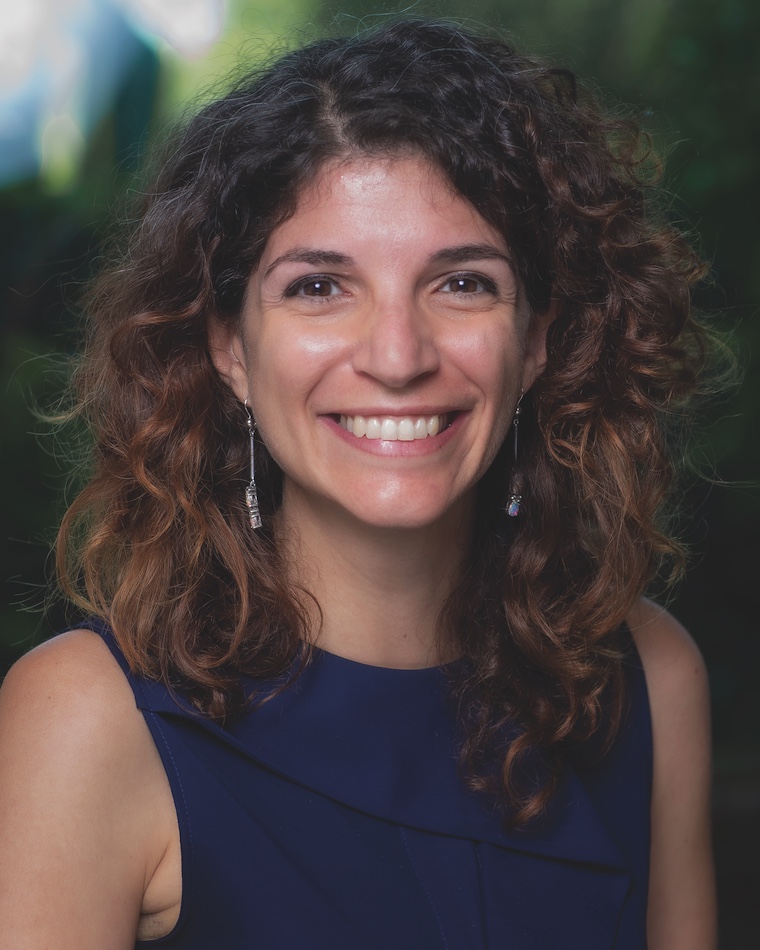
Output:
[439, 273, 497, 295]
[285, 276, 341, 298]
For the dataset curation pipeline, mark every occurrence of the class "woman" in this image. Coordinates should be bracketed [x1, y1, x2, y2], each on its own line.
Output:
[0, 18, 715, 949]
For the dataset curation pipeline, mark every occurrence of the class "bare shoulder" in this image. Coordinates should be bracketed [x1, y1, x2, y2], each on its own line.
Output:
[0, 629, 151, 777]
[628, 598, 709, 738]
[0, 629, 153, 772]
[627, 596, 710, 711]
[2, 627, 136, 717]
[0, 629, 175, 947]
[627, 598, 716, 950]
[625, 596, 711, 796]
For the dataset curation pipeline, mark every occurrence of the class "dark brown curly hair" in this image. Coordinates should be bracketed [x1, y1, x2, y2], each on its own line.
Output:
[57, 18, 714, 825]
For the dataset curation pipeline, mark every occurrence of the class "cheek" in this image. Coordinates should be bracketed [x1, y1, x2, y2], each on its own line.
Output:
[246, 323, 346, 420]
[460, 327, 524, 463]
[448, 322, 523, 397]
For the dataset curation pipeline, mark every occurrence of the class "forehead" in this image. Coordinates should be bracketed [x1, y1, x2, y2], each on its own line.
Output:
[261, 154, 509, 259]
[300, 153, 452, 203]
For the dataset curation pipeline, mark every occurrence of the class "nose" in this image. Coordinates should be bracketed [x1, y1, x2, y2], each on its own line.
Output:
[351, 297, 440, 388]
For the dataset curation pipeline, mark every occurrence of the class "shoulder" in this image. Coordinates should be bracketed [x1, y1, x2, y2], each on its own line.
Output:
[0, 625, 164, 841]
[626, 597, 710, 737]
[0, 628, 143, 755]
[2, 627, 137, 732]
[626, 598, 716, 949]
[626, 597, 711, 793]
[0, 629, 174, 946]
[3, 625, 130, 692]
[0, 627, 167, 852]
[627, 596, 706, 677]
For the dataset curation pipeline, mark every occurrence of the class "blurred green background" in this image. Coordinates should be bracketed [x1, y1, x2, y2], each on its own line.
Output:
[1, 0, 757, 943]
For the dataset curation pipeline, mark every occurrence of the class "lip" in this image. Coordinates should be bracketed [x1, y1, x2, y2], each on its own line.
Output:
[320, 410, 467, 456]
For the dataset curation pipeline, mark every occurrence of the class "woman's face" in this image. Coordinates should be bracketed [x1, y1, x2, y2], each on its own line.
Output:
[212, 155, 547, 533]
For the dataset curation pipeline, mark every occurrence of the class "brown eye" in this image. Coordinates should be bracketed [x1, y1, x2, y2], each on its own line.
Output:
[285, 276, 341, 298]
[302, 279, 336, 296]
[440, 274, 496, 295]
[448, 277, 480, 293]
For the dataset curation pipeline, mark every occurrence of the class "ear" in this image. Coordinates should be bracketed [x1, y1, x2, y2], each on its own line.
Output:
[207, 317, 250, 404]
[520, 303, 554, 393]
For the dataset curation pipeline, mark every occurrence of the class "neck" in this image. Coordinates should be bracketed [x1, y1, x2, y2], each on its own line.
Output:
[277, 490, 473, 669]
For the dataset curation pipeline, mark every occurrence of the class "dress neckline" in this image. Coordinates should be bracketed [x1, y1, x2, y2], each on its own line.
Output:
[306, 642, 462, 675]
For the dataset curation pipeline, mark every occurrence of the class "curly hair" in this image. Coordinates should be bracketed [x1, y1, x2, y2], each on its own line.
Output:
[57, 18, 712, 825]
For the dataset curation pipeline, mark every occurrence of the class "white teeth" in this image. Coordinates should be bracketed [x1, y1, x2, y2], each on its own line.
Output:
[398, 419, 415, 441]
[380, 418, 397, 440]
[338, 414, 447, 441]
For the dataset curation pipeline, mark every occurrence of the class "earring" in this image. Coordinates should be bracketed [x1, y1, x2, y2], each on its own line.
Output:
[244, 400, 262, 530]
[506, 392, 524, 518]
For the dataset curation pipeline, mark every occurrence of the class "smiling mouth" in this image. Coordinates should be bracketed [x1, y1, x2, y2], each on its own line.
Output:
[336, 413, 451, 441]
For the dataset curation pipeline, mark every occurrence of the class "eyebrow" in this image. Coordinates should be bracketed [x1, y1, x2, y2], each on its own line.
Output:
[264, 249, 352, 277]
[427, 243, 513, 269]
[263, 243, 512, 278]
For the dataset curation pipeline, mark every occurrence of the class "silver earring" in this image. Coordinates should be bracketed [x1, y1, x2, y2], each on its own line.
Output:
[506, 391, 524, 518]
[244, 400, 262, 529]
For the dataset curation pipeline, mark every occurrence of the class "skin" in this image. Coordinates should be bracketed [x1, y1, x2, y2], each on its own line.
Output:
[0, 155, 715, 947]
[633, 598, 717, 948]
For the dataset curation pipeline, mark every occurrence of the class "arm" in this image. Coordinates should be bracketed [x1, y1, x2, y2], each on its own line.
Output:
[628, 598, 717, 950]
[0, 630, 179, 949]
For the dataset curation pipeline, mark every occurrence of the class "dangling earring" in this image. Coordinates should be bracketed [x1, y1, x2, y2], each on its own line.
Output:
[506, 391, 524, 518]
[244, 399, 262, 530]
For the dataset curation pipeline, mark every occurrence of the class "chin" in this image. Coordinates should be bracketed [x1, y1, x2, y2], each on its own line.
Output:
[338, 492, 469, 533]
[282, 477, 472, 534]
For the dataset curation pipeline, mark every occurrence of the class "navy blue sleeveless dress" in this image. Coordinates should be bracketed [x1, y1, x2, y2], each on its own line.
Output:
[96, 627, 651, 949]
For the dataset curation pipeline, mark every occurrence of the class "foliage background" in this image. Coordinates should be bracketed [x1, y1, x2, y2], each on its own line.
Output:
[1, 0, 757, 943]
